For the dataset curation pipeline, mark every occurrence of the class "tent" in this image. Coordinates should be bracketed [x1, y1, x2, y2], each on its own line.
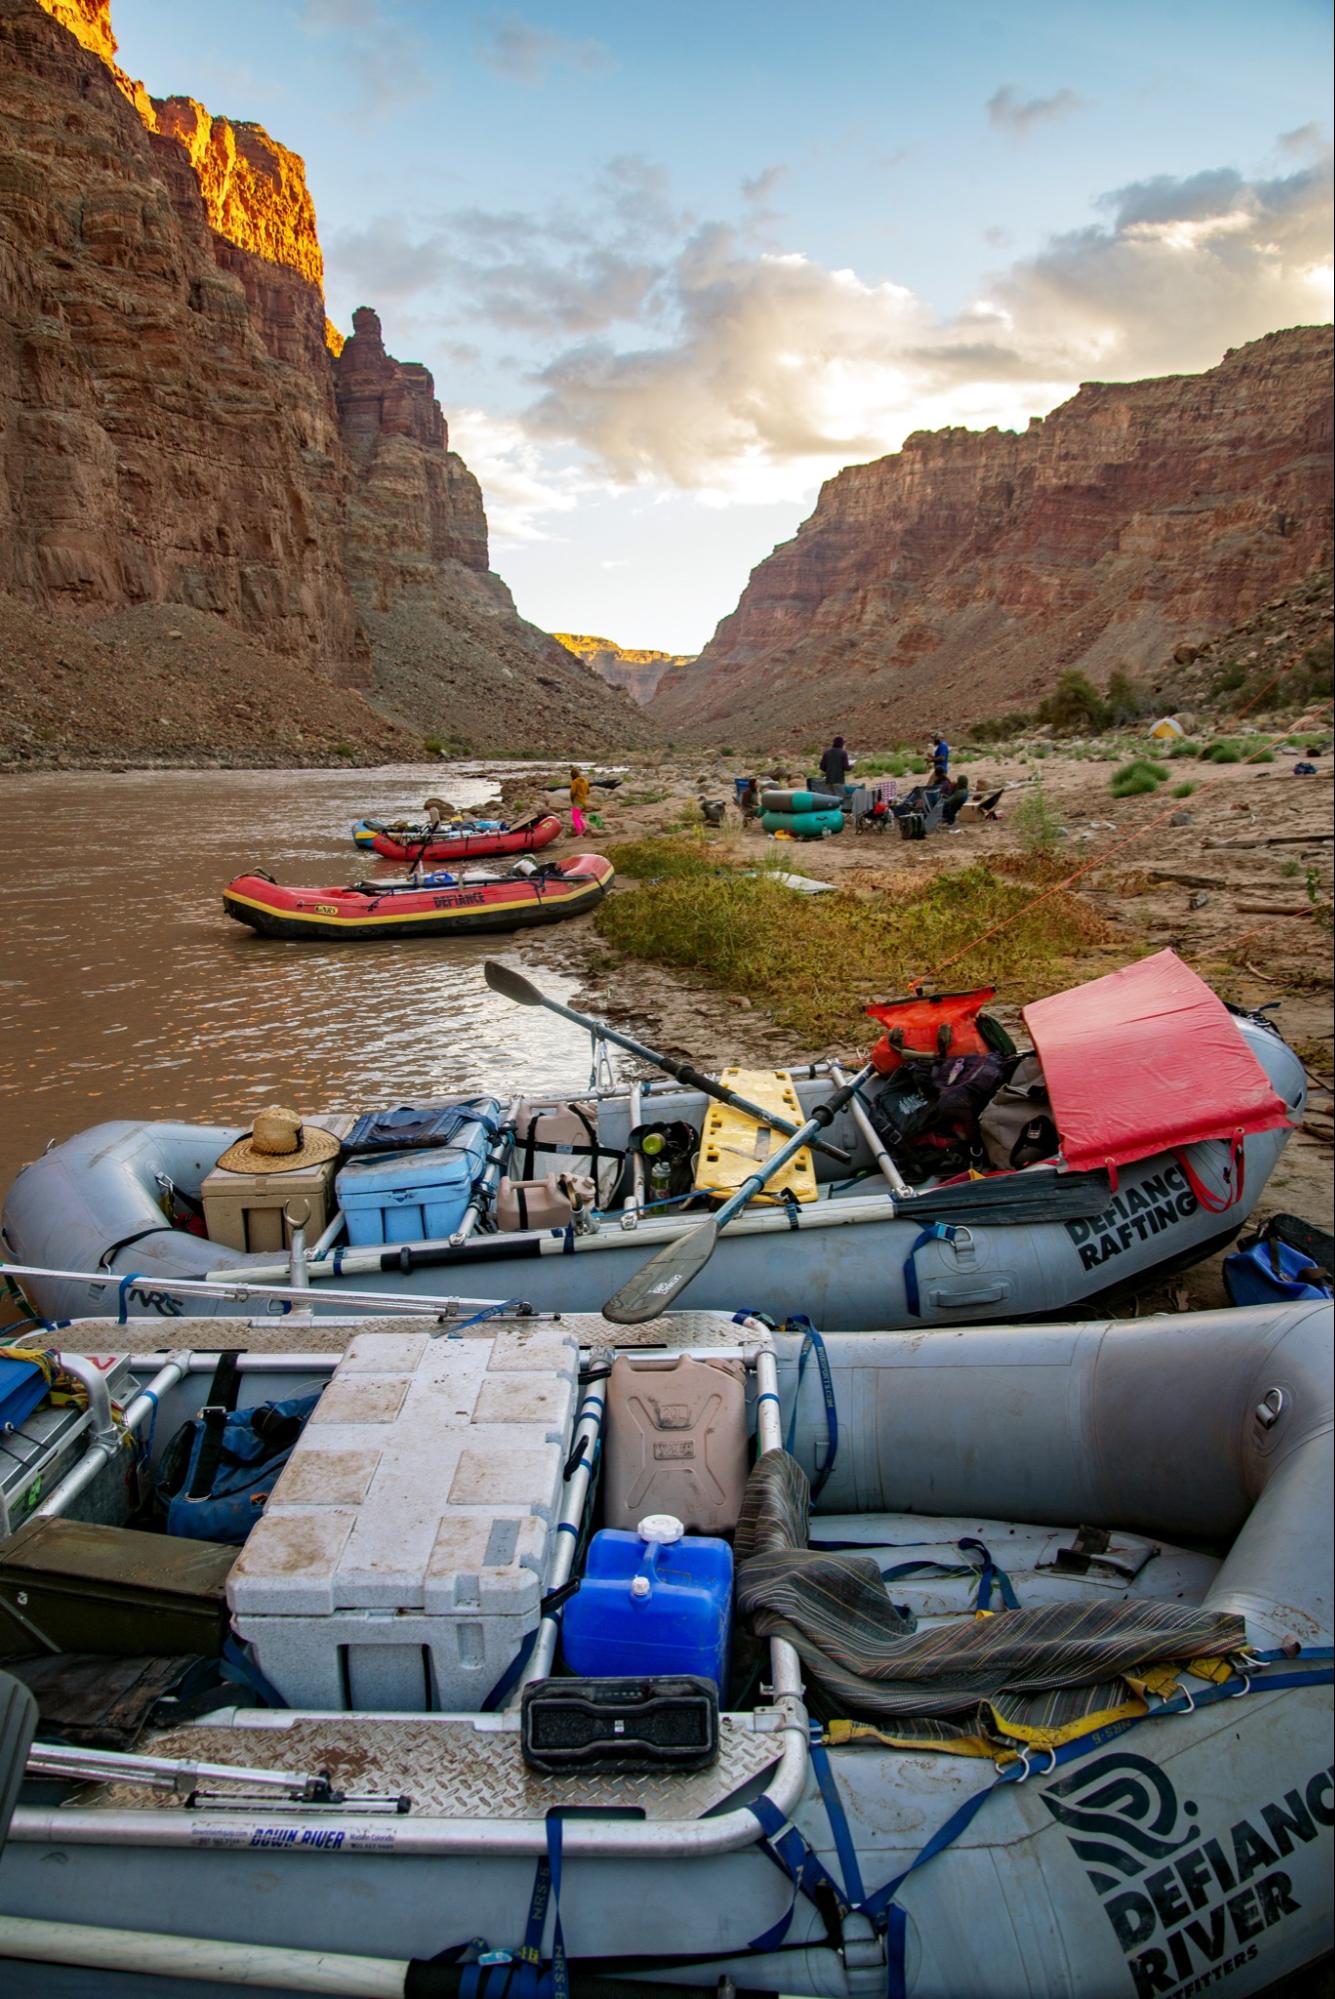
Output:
[1024, 950, 1291, 1175]
[1148, 715, 1187, 740]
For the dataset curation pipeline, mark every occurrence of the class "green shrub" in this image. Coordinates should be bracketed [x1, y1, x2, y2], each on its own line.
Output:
[1247, 748, 1277, 764]
[1202, 740, 1243, 763]
[1111, 758, 1168, 798]
[1167, 739, 1200, 758]
[333, 742, 355, 758]
[1106, 669, 1149, 726]
[1011, 778, 1063, 853]
[1280, 858, 1301, 878]
[1172, 780, 1198, 799]
[423, 736, 445, 755]
[1037, 671, 1110, 733]
[605, 837, 711, 879]
[967, 711, 1035, 744]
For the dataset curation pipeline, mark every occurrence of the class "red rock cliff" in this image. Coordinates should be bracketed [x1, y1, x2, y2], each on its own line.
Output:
[4, 0, 652, 753]
[651, 327, 1334, 745]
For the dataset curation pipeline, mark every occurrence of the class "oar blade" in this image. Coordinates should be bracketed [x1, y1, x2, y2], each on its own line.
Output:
[484, 960, 542, 1006]
[602, 1220, 720, 1325]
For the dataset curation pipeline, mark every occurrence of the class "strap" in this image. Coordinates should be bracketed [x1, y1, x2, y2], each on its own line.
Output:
[187, 1350, 243, 1499]
[903, 1223, 958, 1318]
[958, 1535, 1019, 1612]
[745, 1792, 847, 1951]
[810, 1739, 865, 1908]
[1175, 1133, 1246, 1215]
[783, 1317, 837, 1500]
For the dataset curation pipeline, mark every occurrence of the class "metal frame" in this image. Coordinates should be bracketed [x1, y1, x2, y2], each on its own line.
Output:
[10, 1331, 810, 1860]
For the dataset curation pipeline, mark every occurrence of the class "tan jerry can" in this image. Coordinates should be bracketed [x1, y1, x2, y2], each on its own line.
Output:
[494, 1174, 577, 1232]
[602, 1354, 749, 1536]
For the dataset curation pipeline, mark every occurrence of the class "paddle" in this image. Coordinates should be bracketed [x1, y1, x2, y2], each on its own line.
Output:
[483, 961, 850, 1165]
[601, 1061, 877, 1324]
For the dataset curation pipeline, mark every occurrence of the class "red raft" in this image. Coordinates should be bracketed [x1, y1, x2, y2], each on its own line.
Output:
[224, 855, 614, 942]
[351, 810, 562, 865]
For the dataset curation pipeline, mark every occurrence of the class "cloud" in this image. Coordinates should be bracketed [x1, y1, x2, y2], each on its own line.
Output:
[328, 154, 686, 333]
[478, 14, 613, 83]
[445, 408, 598, 544]
[517, 144, 1332, 499]
[300, 0, 428, 116]
[987, 84, 1085, 137]
[1278, 123, 1328, 162]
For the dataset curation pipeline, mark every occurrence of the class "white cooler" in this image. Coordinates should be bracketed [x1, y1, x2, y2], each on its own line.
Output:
[228, 1325, 578, 1711]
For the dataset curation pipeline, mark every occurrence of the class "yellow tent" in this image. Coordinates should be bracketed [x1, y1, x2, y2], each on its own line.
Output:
[1149, 715, 1187, 740]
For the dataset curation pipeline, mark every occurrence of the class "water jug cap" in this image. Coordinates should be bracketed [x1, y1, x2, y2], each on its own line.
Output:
[637, 1513, 684, 1545]
[630, 1575, 652, 1599]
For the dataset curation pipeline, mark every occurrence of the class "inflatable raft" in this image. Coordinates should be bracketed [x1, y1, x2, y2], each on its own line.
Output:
[760, 806, 844, 839]
[351, 810, 562, 865]
[221, 853, 613, 941]
[0, 1300, 1329, 1997]
[2, 954, 1307, 1327]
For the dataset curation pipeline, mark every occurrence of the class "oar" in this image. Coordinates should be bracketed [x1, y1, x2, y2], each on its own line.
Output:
[602, 1061, 877, 1324]
[483, 962, 849, 1165]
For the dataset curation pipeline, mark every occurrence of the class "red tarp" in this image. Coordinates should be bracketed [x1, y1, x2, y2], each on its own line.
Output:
[1024, 950, 1291, 1173]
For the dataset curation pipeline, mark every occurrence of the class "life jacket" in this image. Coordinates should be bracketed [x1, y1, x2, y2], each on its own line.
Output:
[865, 988, 1006, 1076]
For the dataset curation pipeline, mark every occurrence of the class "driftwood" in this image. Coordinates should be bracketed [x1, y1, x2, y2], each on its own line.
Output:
[1233, 903, 1318, 917]
[1204, 831, 1335, 850]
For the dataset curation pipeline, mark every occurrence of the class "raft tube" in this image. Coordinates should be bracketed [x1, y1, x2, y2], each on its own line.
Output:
[760, 808, 844, 839]
[222, 854, 613, 941]
[350, 812, 562, 865]
[760, 788, 844, 813]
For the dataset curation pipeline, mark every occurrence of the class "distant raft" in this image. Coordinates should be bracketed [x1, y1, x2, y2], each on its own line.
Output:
[222, 854, 614, 941]
[350, 810, 563, 864]
[760, 807, 844, 839]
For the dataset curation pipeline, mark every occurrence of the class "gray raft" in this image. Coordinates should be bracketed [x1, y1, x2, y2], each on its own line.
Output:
[0, 1300, 1330, 1997]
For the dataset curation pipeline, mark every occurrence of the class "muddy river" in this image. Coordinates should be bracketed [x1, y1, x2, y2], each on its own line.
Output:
[0, 765, 619, 1203]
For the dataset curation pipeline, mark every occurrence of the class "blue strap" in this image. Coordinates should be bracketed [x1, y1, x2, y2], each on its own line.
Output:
[958, 1536, 1019, 1612]
[116, 1273, 143, 1325]
[745, 1792, 847, 1950]
[784, 1317, 837, 1499]
[452, 1298, 526, 1332]
[902, 1225, 957, 1318]
[546, 1817, 569, 1999]
[810, 1739, 865, 1907]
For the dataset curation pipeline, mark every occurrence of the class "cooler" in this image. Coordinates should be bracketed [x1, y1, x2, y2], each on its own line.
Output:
[228, 1324, 579, 1711]
[559, 1517, 733, 1695]
[337, 1109, 497, 1246]
[201, 1114, 354, 1254]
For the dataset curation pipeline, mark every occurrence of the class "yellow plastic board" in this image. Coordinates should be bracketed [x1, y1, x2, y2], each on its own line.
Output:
[693, 1068, 818, 1206]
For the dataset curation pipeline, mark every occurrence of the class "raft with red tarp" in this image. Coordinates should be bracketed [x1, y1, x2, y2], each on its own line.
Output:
[223, 854, 613, 941]
[351, 810, 562, 865]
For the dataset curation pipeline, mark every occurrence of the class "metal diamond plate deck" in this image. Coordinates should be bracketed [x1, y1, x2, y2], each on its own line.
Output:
[75, 1712, 782, 1820]
[68, 1311, 762, 1355]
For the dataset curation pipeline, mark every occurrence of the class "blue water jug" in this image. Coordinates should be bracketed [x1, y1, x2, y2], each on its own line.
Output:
[561, 1516, 733, 1695]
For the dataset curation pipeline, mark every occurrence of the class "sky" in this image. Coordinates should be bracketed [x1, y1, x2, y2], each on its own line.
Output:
[111, 0, 1333, 655]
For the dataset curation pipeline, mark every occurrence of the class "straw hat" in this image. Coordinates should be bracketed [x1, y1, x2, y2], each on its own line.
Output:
[215, 1108, 340, 1175]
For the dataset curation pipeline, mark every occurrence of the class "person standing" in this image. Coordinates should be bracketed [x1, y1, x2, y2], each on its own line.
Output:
[929, 732, 950, 782]
[819, 735, 853, 792]
[568, 766, 591, 836]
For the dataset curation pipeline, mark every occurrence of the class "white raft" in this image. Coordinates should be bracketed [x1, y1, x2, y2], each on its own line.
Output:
[0, 1299, 1330, 1998]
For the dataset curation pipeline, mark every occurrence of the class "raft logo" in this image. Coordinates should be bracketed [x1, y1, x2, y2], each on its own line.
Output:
[1063, 1165, 1199, 1272]
[1041, 1752, 1334, 1997]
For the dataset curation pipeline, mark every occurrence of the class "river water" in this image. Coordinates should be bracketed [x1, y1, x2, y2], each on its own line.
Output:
[0, 765, 619, 1203]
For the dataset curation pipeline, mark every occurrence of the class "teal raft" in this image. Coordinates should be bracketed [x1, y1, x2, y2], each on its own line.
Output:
[761, 807, 844, 839]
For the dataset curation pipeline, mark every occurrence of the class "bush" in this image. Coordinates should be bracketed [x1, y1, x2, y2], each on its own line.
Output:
[1111, 758, 1168, 798]
[1011, 778, 1063, 853]
[1172, 780, 1198, 799]
[1037, 671, 1111, 733]
[967, 711, 1035, 744]
[605, 837, 711, 879]
[423, 736, 445, 755]
[1247, 748, 1277, 764]
[1202, 740, 1243, 763]
[1167, 739, 1200, 758]
[1106, 669, 1149, 726]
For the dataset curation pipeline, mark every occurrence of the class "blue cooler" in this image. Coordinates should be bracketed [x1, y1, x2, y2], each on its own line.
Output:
[561, 1515, 733, 1695]
[337, 1108, 498, 1246]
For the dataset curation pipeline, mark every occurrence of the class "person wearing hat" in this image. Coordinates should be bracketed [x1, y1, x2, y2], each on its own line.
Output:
[215, 1108, 341, 1176]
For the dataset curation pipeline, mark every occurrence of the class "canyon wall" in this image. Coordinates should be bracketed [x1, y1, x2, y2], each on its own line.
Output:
[0, 0, 651, 762]
[554, 633, 696, 705]
[651, 328, 1334, 746]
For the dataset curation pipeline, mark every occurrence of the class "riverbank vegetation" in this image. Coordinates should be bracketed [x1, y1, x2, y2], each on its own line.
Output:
[596, 842, 1115, 1044]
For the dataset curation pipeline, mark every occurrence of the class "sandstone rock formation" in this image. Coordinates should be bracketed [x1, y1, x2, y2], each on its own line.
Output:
[2, 0, 650, 761]
[651, 328, 1334, 747]
[555, 634, 697, 706]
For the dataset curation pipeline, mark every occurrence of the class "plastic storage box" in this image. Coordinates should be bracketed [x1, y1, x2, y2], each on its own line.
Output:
[202, 1114, 355, 1255]
[559, 1518, 733, 1695]
[229, 1324, 578, 1711]
[337, 1109, 497, 1246]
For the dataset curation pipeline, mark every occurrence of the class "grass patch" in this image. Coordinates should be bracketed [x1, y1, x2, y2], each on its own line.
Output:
[1171, 781, 1198, 799]
[1111, 758, 1169, 798]
[605, 836, 712, 879]
[1246, 748, 1277, 764]
[1167, 739, 1201, 759]
[594, 862, 1114, 1045]
[1201, 740, 1243, 763]
[858, 749, 929, 777]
